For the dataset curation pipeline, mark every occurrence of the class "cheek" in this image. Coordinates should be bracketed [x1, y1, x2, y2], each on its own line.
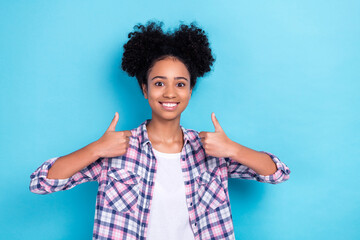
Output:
[181, 90, 192, 100]
[147, 87, 159, 99]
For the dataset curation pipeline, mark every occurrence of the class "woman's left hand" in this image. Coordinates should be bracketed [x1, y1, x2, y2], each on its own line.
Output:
[199, 113, 235, 158]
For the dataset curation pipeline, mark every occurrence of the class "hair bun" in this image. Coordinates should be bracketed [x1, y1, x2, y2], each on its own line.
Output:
[121, 20, 215, 91]
[173, 22, 215, 78]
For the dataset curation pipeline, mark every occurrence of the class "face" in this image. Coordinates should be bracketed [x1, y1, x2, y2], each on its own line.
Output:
[142, 57, 192, 121]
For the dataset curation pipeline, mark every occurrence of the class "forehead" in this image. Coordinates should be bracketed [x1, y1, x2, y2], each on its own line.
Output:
[148, 57, 190, 77]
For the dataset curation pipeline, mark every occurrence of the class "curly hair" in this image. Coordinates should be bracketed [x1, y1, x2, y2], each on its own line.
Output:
[121, 20, 215, 94]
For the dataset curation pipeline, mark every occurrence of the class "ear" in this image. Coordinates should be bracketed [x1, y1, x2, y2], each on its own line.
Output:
[190, 87, 193, 98]
[142, 84, 148, 99]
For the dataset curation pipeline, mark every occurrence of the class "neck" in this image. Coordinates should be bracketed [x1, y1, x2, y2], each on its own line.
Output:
[146, 114, 183, 144]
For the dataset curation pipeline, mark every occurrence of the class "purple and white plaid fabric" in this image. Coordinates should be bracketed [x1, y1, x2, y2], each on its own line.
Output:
[30, 119, 291, 239]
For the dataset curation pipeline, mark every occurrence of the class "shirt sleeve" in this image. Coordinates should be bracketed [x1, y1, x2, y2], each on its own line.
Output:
[226, 151, 291, 184]
[29, 156, 104, 194]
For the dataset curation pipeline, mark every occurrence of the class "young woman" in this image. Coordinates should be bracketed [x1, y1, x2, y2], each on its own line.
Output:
[30, 20, 291, 240]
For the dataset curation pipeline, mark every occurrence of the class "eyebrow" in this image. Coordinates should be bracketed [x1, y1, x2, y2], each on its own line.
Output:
[151, 76, 188, 81]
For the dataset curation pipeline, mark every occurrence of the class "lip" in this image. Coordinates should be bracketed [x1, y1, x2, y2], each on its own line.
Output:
[159, 101, 179, 111]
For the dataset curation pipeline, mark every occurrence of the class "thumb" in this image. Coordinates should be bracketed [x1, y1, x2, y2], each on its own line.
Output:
[211, 112, 223, 132]
[106, 112, 119, 132]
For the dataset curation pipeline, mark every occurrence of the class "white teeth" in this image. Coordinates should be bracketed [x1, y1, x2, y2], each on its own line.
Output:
[162, 103, 177, 107]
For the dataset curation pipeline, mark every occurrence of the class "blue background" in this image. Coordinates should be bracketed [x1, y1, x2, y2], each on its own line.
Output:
[1, 0, 359, 239]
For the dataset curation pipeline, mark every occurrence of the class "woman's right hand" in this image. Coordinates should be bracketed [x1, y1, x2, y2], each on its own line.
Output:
[93, 112, 132, 158]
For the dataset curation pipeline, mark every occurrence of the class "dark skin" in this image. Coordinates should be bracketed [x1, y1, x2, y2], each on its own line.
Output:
[142, 56, 192, 153]
[142, 56, 277, 175]
[47, 55, 277, 179]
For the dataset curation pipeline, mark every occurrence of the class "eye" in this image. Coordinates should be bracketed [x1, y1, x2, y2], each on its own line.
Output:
[177, 82, 186, 87]
[155, 82, 164, 86]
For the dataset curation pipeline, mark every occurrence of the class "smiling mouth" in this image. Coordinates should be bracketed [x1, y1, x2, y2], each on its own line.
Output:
[159, 102, 179, 110]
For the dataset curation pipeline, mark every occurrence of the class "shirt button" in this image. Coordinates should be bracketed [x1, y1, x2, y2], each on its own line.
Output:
[182, 158, 185, 161]
[190, 202, 193, 206]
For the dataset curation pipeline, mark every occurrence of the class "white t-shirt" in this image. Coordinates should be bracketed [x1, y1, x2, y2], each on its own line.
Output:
[146, 147, 195, 240]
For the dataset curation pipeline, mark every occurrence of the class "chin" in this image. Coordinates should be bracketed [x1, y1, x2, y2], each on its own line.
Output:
[152, 109, 184, 121]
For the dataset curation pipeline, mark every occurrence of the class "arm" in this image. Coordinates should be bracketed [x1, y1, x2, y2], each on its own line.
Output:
[199, 112, 291, 184]
[47, 141, 100, 179]
[228, 142, 277, 176]
[29, 112, 132, 194]
[29, 142, 104, 195]
[226, 142, 291, 184]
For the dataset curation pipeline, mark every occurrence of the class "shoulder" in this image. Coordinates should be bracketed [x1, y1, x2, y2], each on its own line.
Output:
[182, 126, 203, 149]
[184, 128, 200, 139]
[127, 121, 146, 147]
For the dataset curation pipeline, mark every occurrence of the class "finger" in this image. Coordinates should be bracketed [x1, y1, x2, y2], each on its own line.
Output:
[124, 130, 132, 137]
[106, 112, 119, 132]
[125, 131, 132, 139]
[199, 131, 206, 139]
[211, 112, 223, 132]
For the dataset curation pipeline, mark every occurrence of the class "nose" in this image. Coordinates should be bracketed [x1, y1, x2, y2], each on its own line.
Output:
[163, 85, 176, 98]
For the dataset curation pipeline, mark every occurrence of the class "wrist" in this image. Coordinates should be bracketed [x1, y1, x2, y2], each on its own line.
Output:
[87, 141, 102, 159]
[228, 141, 241, 159]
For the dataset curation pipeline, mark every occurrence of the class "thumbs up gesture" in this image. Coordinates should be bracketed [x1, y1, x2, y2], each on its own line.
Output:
[94, 112, 132, 158]
[199, 113, 235, 158]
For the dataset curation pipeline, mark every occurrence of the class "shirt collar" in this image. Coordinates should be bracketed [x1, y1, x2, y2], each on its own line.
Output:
[134, 119, 191, 147]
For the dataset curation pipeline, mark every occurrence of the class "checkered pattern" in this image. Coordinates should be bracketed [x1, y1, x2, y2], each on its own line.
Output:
[29, 119, 291, 239]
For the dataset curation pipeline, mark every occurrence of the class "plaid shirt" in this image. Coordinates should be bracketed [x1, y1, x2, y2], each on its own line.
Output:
[30, 119, 291, 240]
